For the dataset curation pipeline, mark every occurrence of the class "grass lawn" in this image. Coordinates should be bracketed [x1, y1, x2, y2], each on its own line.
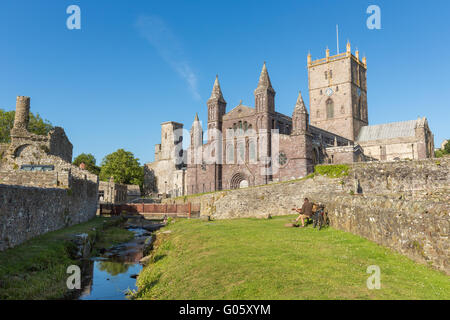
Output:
[135, 216, 450, 300]
[0, 216, 133, 300]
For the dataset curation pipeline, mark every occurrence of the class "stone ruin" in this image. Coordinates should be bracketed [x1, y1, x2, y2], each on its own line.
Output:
[0, 96, 99, 251]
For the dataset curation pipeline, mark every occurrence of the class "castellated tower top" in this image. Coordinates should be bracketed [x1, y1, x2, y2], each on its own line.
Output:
[14, 96, 31, 130]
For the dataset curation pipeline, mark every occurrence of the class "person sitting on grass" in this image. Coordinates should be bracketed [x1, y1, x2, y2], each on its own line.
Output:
[292, 198, 314, 228]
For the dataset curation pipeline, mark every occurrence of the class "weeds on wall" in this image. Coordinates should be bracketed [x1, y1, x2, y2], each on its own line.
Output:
[314, 164, 350, 178]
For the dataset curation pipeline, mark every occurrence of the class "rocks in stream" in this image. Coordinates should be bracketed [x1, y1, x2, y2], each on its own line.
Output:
[69, 233, 95, 259]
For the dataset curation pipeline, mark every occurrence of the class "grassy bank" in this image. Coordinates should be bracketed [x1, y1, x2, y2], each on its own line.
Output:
[0, 217, 133, 300]
[135, 217, 450, 300]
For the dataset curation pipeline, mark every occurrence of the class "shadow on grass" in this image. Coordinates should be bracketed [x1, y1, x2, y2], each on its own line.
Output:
[152, 254, 167, 263]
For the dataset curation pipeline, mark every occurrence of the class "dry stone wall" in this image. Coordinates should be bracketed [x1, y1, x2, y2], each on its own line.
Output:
[165, 157, 450, 274]
[0, 174, 98, 251]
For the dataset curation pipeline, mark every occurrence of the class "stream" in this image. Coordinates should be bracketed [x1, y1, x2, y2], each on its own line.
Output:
[74, 219, 164, 300]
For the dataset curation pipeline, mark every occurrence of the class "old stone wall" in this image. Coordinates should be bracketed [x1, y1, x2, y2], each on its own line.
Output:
[164, 157, 449, 274]
[0, 170, 70, 188]
[0, 144, 8, 158]
[48, 127, 73, 162]
[0, 173, 98, 251]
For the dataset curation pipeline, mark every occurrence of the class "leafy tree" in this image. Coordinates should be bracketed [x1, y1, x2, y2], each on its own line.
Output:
[444, 141, 450, 154]
[73, 153, 101, 175]
[99, 149, 144, 186]
[435, 140, 450, 158]
[0, 109, 53, 143]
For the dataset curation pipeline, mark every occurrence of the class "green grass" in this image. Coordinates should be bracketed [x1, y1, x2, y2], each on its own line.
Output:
[0, 217, 132, 300]
[135, 216, 450, 300]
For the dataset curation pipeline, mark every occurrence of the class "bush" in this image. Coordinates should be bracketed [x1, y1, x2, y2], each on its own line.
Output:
[314, 164, 350, 178]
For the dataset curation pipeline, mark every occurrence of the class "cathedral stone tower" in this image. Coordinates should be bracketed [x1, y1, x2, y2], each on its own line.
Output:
[254, 62, 276, 183]
[207, 75, 226, 142]
[308, 42, 368, 141]
[254, 62, 275, 117]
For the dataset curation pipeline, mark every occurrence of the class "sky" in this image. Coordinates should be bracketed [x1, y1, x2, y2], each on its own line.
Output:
[0, 0, 449, 165]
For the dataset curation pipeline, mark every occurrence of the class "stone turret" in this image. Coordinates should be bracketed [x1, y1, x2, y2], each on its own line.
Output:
[190, 113, 203, 148]
[254, 62, 275, 115]
[292, 91, 309, 135]
[207, 75, 226, 139]
[13, 96, 30, 131]
[208, 75, 226, 104]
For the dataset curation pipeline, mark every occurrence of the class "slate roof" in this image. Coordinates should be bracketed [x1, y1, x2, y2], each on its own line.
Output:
[356, 118, 424, 142]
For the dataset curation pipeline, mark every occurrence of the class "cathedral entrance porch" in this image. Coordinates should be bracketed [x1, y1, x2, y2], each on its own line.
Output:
[230, 172, 248, 189]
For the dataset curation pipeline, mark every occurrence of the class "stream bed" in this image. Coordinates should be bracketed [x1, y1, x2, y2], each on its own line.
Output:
[75, 220, 164, 300]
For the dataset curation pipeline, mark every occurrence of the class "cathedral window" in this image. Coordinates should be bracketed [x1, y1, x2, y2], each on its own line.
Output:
[226, 143, 234, 164]
[324, 71, 328, 79]
[326, 99, 334, 119]
[237, 141, 245, 163]
[329, 70, 332, 78]
[357, 98, 362, 119]
[249, 140, 257, 163]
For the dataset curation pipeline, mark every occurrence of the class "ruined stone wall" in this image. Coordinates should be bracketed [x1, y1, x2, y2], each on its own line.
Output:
[48, 127, 73, 162]
[98, 180, 127, 204]
[0, 174, 98, 251]
[0, 170, 70, 188]
[0, 144, 8, 157]
[165, 157, 450, 274]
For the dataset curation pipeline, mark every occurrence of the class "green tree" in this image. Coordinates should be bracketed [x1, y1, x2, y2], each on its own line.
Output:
[444, 141, 450, 154]
[99, 149, 144, 186]
[435, 140, 450, 158]
[0, 109, 53, 143]
[73, 153, 101, 175]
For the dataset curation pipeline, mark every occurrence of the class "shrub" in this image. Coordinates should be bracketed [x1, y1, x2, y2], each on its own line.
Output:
[314, 164, 350, 178]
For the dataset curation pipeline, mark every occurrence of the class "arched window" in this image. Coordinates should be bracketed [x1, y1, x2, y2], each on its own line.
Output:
[249, 140, 257, 163]
[226, 143, 234, 164]
[359, 98, 363, 120]
[326, 99, 334, 119]
[237, 141, 245, 163]
[356, 98, 361, 119]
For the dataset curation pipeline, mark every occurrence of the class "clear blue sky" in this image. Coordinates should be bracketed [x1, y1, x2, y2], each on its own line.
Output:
[1, 0, 448, 164]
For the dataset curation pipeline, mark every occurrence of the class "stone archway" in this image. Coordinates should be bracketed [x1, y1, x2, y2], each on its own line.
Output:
[230, 172, 247, 189]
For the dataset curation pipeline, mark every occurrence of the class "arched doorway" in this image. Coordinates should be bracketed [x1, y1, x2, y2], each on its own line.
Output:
[230, 172, 248, 189]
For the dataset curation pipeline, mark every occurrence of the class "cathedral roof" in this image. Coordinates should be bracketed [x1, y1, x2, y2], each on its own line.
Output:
[222, 104, 255, 120]
[356, 118, 426, 142]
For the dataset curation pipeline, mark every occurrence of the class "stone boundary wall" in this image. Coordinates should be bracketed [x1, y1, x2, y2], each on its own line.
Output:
[164, 157, 449, 274]
[0, 174, 98, 251]
[0, 170, 70, 188]
[349, 158, 449, 194]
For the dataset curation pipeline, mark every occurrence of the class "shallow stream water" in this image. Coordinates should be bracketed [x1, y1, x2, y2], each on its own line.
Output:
[74, 224, 161, 300]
